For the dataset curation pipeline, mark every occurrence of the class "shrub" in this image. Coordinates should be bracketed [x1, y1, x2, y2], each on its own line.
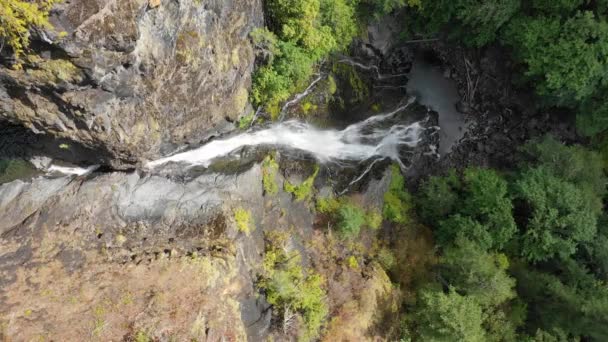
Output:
[383, 165, 412, 224]
[316, 195, 340, 214]
[284, 165, 319, 202]
[377, 247, 396, 270]
[366, 209, 383, 230]
[234, 207, 254, 235]
[237, 114, 254, 130]
[347, 255, 359, 269]
[317, 195, 383, 237]
[262, 155, 280, 195]
[337, 203, 366, 237]
[0, 0, 61, 66]
[258, 232, 328, 341]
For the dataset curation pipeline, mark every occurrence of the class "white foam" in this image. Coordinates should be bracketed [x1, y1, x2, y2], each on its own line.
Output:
[47, 164, 99, 176]
[147, 98, 425, 169]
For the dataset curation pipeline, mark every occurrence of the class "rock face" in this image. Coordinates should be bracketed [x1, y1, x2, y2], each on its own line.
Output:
[0, 166, 270, 340]
[0, 0, 263, 167]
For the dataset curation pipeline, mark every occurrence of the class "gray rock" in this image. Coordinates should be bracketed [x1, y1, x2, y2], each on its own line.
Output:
[0, 0, 263, 167]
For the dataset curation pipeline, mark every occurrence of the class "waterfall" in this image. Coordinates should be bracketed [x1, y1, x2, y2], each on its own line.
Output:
[146, 97, 428, 169]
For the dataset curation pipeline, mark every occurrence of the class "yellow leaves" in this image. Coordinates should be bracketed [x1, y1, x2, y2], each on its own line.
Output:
[234, 207, 255, 235]
[0, 0, 61, 66]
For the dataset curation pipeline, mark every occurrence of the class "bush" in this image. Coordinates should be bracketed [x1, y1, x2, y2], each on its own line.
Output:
[284, 165, 319, 202]
[316, 195, 341, 214]
[317, 195, 383, 237]
[383, 164, 412, 225]
[337, 203, 366, 237]
[366, 209, 383, 230]
[234, 207, 254, 235]
[262, 155, 280, 195]
[376, 247, 396, 270]
[258, 232, 328, 341]
[0, 0, 61, 65]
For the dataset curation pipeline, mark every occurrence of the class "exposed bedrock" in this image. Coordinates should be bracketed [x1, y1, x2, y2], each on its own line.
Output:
[0, 0, 263, 168]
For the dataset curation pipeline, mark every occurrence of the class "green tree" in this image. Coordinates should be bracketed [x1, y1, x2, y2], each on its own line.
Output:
[520, 135, 606, 212]
[414, 288, 486, 342]
[515, 167, 598, 263]
[418, 168, 516, 250]
[259, 232, 328, 341]
[440, 238, 516, 308]
[503, 11, 608, 106]
[417, 170, 460, 224]
[513, 259, 608, 340]
[253, 0, 359, 116]
[413, 0, 520, 47]
[383, 164, 413, 224]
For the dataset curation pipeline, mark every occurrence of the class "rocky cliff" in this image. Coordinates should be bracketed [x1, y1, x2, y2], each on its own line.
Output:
[0, 0, 263, 167]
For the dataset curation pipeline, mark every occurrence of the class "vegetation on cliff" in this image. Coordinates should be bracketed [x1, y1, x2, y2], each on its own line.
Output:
[251, 0, 359, 119]
[0, 0, 65, 68]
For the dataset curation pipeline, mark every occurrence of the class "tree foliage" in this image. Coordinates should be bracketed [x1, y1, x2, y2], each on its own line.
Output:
[418, 168, 516, 250]
[503, 11, 608, 107]
[440, 238, 516, 308]
[0, 0, 62, 67]
[259, 232, 328, 341]
[413, 288, 486, 342]
[514, 137, 605, 262]
[383, 164, 413, 224]
[514, 167, 598, 262]
[514, 259, 608, 341]
[253, 0, 359, 117]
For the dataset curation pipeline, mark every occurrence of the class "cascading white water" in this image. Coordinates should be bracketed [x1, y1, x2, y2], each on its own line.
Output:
[146, 97, 428, 169]
[47, 164, 99, 176]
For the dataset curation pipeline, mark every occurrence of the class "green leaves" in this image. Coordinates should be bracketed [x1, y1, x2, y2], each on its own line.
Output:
[514, 136, 605, 262]
[418, 168, 516, 250]
[515, 167, 597, 262]
[441, 238, 516, 308]
[504, 11, 608, 106]
[259, 232, 328, 341]
[252, 0, 359, 115]
[414, 288, 486, 342]
[383, 164, 413, 224]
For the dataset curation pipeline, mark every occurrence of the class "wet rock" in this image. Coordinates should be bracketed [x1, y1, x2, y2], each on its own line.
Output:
[365, 16, 400, 56]
[0, 0, 263, 167]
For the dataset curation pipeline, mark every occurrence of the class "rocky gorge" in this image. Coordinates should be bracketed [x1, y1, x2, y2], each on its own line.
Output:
[0, 0, 588, 341]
